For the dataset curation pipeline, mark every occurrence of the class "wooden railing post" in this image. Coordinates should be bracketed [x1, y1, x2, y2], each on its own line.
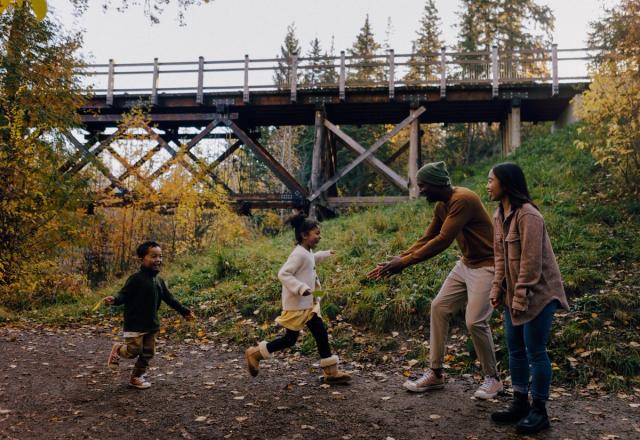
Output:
[290, 51, 298, 102]
[388, 49, 395, 100]
[196, 56, 204, 104]
[339, 50, 346, 101]
[243, 54, 250, 103]
[440, 47, 446, 98]
[107, 58, 114, 106]
[151, 57, 159, 105]
[492, 45, 499, 98]
[551, 44, 559, 96]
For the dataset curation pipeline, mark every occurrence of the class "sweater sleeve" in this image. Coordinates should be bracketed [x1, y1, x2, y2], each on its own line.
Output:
[159, 278, 190, 316]
[313, 250, 332, 264]
[400, 199, 472, 267]
[489, 216, 506, 302]
[278, 251, 311, 296]
[512, 213, 545, 312]
[112, 275, 135, 306]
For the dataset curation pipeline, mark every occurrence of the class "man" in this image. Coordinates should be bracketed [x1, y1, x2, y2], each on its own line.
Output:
[367, 161, 502, 399]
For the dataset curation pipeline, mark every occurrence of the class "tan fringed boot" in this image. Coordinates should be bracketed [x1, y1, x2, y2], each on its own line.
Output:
[245, 341, 269, 377]
[320, 355, 351, 384]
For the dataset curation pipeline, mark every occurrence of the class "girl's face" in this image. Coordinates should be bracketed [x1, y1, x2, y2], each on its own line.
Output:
[301, 226, 321, 249]
[486, 169, 504, 202]
[142, 246, 163, 272]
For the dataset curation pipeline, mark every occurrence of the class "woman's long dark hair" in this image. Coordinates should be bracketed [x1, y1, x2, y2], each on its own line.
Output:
[285, 212, 319, 244]
[491, 163, 537, 211]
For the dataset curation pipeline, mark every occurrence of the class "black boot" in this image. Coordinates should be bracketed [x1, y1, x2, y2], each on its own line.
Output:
[491, 391, 530, 424]
[516, 399, 550, 435]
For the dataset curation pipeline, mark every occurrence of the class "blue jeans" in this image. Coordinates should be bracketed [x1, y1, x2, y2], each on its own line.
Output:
[503, 301, 558, 400]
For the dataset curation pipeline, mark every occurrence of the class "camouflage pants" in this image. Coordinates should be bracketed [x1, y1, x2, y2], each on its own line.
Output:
[118, 332, 156, 377]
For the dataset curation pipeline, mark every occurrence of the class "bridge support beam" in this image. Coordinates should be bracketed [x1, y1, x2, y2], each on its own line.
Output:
[408, 107, 421, 199]
[309, 109, 326, 219]
[502, 101, 521, 155]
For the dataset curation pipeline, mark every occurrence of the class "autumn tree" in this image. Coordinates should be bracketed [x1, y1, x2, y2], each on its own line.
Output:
[0, 5, 91, 308]
[576, 0, 640, 192]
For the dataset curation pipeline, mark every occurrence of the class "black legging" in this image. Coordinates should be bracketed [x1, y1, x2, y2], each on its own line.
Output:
[266, 314, 331, 359]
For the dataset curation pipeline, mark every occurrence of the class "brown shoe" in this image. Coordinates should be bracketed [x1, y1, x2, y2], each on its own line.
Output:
[245, 341, 269, 377]
[129, 375, 151, 389]
[320, 355, 351, 384]
[107, 343, 123, 369]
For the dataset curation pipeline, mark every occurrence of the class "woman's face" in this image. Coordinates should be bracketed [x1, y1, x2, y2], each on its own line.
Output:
[486, 169, 504, 202]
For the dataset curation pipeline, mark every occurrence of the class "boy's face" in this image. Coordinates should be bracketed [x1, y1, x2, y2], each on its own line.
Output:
[142, 246, 163, 272]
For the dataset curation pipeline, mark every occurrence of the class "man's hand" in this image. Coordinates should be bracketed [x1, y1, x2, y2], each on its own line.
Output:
[103, 296, 115, 305]
[367, 256, 404, 280]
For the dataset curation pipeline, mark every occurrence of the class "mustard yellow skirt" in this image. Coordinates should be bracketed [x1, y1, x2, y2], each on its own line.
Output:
[275, 302, 321, 331]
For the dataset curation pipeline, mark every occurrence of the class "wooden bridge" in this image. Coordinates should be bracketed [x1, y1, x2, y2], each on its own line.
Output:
[69, 46, 593, 214]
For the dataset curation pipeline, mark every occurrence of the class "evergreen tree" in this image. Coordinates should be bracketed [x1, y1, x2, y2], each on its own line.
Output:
[406, 0, 443, 82]
[273, 23, 301, 89]
[348, 15, 384, 83]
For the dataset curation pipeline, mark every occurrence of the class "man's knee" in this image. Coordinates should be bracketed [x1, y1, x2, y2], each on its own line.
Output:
[465, 317, 489, 335]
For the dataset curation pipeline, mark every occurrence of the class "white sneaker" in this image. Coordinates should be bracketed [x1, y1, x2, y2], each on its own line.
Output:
[402, 369, 445, 393]
[474, 376, 503, 399]
[129, 375, 151, 389]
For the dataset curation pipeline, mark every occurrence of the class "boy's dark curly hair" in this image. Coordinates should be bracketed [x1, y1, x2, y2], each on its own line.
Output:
[136, 240, 161, 258]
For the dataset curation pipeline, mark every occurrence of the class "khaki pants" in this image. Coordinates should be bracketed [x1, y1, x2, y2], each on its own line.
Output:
[429, 261, 497, 376]
[118, 332, 156, 377]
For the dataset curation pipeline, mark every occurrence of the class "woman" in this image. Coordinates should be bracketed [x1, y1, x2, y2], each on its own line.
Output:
[486, 163, 569, 435]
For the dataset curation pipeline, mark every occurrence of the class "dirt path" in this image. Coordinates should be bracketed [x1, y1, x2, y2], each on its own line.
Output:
[0, 325, 638, 440]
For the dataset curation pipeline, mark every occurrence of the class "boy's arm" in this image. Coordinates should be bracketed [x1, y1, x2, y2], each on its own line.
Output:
[278, 252, 311, 295]
[111, 275, 136, 306]
[159, 279, 191, 316]
[399, 199, 471, 268]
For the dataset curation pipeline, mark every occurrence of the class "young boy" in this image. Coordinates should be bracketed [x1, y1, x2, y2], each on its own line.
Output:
[103, 240, 193, 389]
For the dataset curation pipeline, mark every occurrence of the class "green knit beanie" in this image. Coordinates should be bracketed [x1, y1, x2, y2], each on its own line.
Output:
[416, 161, 451, 186]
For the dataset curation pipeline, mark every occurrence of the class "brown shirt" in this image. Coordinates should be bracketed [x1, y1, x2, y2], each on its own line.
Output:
[400, 187, 494, 269]
[490, 203, 569, 325]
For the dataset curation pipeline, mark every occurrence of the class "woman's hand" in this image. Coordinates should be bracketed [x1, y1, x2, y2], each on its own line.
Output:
[490, 297, 500, 308]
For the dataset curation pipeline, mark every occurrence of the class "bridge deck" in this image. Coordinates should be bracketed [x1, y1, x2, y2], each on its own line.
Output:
[80, 83, 586, 130]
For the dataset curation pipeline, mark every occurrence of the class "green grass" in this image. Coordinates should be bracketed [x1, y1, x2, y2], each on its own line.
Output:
[14, 125, 640, 391]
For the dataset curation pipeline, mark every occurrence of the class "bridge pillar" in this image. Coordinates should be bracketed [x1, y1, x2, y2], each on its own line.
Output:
[309, 109, 326, 219]
[502, 100, 521, 155]
[408, 108, 421, 199]
[552, 94, 583, 132]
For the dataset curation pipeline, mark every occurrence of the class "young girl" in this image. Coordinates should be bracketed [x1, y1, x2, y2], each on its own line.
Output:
[245, 213, 351, 384]
[486, 163, 569, 435]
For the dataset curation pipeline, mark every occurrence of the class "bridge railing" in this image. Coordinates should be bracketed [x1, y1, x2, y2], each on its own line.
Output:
[77, 46, 595, 104]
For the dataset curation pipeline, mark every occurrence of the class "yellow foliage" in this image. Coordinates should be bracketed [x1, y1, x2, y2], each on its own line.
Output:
[576, 62, 640, 191]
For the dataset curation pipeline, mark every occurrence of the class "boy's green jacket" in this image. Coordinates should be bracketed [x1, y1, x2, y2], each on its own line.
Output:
[113, 267, 190, 332]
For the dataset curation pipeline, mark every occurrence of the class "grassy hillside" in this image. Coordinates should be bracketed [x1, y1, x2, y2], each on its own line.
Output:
[19, 125, 640, 391]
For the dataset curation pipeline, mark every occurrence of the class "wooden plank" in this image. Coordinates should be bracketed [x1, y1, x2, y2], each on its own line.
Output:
[197, 56, 204, 104]
[80, 113, 222, 124]
[207, 139, 242, 171]
[309, 107, 425, 201]
[326, 196, 409, 207]
[224, 119, 308, 196]
[151, 58, 159, 105]
[409, 108, 420, 199]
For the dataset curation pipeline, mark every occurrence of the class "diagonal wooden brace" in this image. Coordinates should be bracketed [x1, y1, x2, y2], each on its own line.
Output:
[308, 106, 425, 201]
[223, 119, 308, 197]
[63, 132, 129, 194]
